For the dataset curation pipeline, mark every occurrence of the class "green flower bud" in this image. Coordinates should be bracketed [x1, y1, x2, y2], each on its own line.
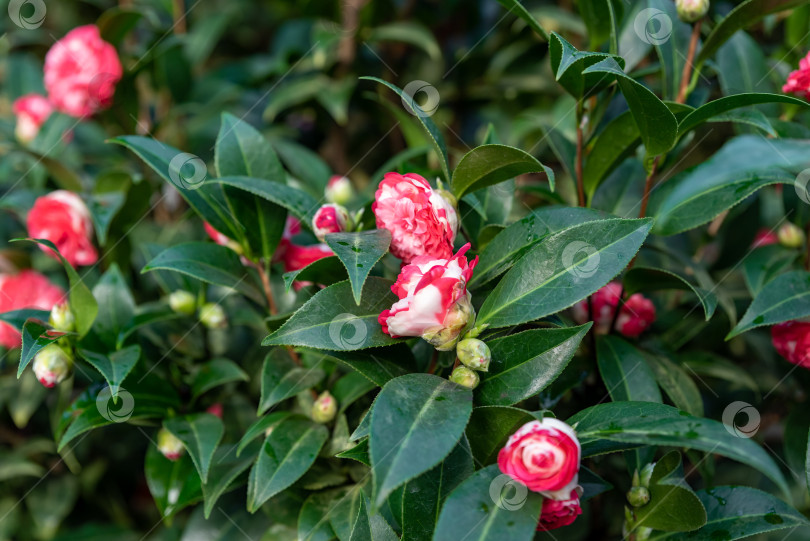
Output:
[449, 365, 479, 389]
[778, 222, 805, 249]
[676, 0, 709, 22]
[311, 391, 338, 423]
[157, 428, 184, 461]
[32, 344, 73, 388]
[457, 338, 491, 372]
[169, 290, 197, 315]
[639, 463, 655, 488]
[325, 175, 354, 205]
[199, 303, 227, 329]
[422, 295, 474, 351]
[49, 302, 74, 333]
[436, 188, 458, 209]
[627, 486, 651, 507]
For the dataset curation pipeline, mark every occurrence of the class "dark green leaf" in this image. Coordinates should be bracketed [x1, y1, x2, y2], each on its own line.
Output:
[216, 175, 319, 225]
[144, 444, 202, 519]
[92, 264, 135, 347]
[451, 144, 553, 198]
[215, 113, 284, 181]
[164, 413, 224, 484]
[283, 256, 347, 292]
[466, 406, 535, 465]
[259, 349, 325, 414]
[645, 354, 704, 416]
[743, 244, 799, 296]
[624, 266, 717, 320]
[495, 0, 549, 39]
[728, 271, 810, 339]
[19, 319, 66, 379]
[336, 439, 370, 466]
[679, 93, 810, 134]
[549, 32, 625, 98]
[87, 190, 126, 247]
[191, 358, 248, 399]
[236, 412, 291, 457]
[324, 230, 392, 305]
[634, 451, 706, 532]
[596, 336, 662, 403]
[321, 346, 412, 387]
[201, 443, 257, 518]
[78, 346, 141, 397]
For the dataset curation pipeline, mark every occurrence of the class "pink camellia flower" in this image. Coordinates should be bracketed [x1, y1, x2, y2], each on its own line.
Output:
[44, 25, 123, 117]
[752, 228, 779, 248]
[771, 321, 810, 368]
[312, 204, 349, 241]
[379, 243, 477, 351]
[0, 270, 65, 349]
[572, 282, 655, 338]
[537, 488, 583, 531]
[325, 175, 353, 205]
[12, 94, 54, 143]
[783, 51, 810, 100]
[497, 418, 580, 499]
[27, 190, 98, 267]
[373, 172, 458, 263]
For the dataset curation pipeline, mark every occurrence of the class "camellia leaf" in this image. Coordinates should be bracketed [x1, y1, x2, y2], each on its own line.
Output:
[190, 358, 248, 399]
[433, 464, 543, 541]
[78, 346, 141, 398]
[451, 144, 554, 198]
[92, 263, 136, 348]
[235, 412, 291, 457]
[262, 278, 401, 351]
[164, 413, 224, 484]
[259, 348, 325, 414]
[324, 230, 392, 305]
[477, 218, 653, 328]
[596, 335, 662, 403]
[320, 346, 412, 387]
[728, 271, 810, 339]
[369, 373, 473, 507]
[201, 443, 258, 518]
[678, 93, 810, 134]
[548, 32, 626, 98]
[476, 324, 591, 406]
[645, 354, 704, 417]
[216, 175, 318, 226]
[298, 487, 348, 541]
[144, 444, 202, 519]
[19, 319, 68, 379]
[246, 415, 328, 512]
[215, 112, 285, 181]
[87, 190, 126, 247]
[624, 266, 717, 320]
[283, 256, 347, 292]
[495, 0, 549, 39]
[466, 406, 535, 465]
[569, 401, 789, 497]
[634, 451, 707, 532]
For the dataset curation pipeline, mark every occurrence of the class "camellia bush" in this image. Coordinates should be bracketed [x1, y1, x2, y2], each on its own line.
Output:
[5, 0, 810, 539]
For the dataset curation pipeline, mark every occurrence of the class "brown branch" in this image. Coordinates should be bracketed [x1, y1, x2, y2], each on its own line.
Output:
[639, 157, 660, 219]
[676, 20, 702, 104]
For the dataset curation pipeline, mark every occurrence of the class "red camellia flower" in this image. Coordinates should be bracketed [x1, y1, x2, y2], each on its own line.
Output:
[312, 204, 349, 241]
[373, 172, 458, 263]
[379, 243, 477, 350]
[282, 243, 334, 291]
[771, 321, 810, 368]
[0, 270, 65, 349]
[497, 418, 581, 499]
[12, 94, 54, 143]
[537, 489, 583, 531]
[44, 25, 123, 117]
[783, 51, 810, 100]
[27, 190, 98, 267]
[572, 282, 656, 338]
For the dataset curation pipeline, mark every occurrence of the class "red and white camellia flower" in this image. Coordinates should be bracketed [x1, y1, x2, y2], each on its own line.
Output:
[44, 25, 123, 117]
[537, 488, 583, 531]
[783, 51, 810, 100]
[0, 270, 65, 349]
[12, 94, 54, 143]
[771, 321, 810, 368]
[379, 243, 477, 351]
[572, 281, 656, 338]
[27, 191, 98, 267]
[373, 172, 458, 264]
[312, 204, 349, 241]
[498, 418, 581, 500]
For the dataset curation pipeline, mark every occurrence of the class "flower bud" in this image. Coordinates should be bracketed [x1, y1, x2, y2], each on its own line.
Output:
[639, 463, 655, 488]
[32, 344, 73, 388]
[449, 365, 479, 389]
[206, 403, 223, 419]
[311, 391, 337, 423]
[627, 486, 650, 507]
[325, 175, 354, 205]
[312, 204, 350, 241]
[456, 338, 491, 371]
[422, 294, 474, 351]
[49, 302, 75, 333]
[676, 0, 709, 22]
[199, 303, 227, 329]
[436, 188, 458, 209]
[778, 222, 805, 249]
[169, 290, 196, 315]
[157, 428, 184, 461]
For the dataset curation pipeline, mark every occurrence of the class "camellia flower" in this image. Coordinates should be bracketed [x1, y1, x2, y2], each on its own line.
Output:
[282, 243, 334, 291]
[32, 344, 73, 388]
[12, 94, 54, 143]
[44, 25, 123, 117]
[312, 204, 349, 241]
[379, 243, 477, 351]
[497, 418, 581, 499]
[27, 190, 98, 267]
[0, 271, 65, 349]
[325, 175, 353, 205]
[771, 321, 810, 368]
[373, 172, 458, 263]
[537, 488, 583, 531]
[783, 51, 810, 100]
[572, 282, 655, 338]
[206, 403, 224, 419]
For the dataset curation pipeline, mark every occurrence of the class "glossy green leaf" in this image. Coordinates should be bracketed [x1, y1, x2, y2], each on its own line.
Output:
[144, 444, 202, 518]
[19, 319, 67, 379]
[336, 439, 370, 466]
[321, 347, 412, 387]
[97, 7, 143, 46]
[596, 336, 662, 403]
[263, 278, 401, 351]
[333, 371, 376, 412]
[87, 190, 126, 246]
[624, 266, 717, 320]
[477, 218, 653, 328]
[201, 443, 257, 518]
[645, 354, 704, 416]
[583, 111, 641, 200]
[259, 349, 325, 414]
[451, 144, 553, 198]
[466, 406, 535, 465]
[634, 451, 707, 532]
[476, 325, 590, 406]
[743, 244, 799, 296]
[236, 412, 291, 457]
[191, 358, 248, 399]
[164, 413, 224, 483]
[92, 264, 135, 348]
[116, 305, 182, 349]
[433, 464, 543, 541]
[496, 0, 549, 39]
[679, 93, 810, 134]
[349, 493, 398, 541]
[369, 373, 473, 507]
[728, 271, 810, 339]
[215, 112, 284, 181]
[298, 488, 346, 541]
[246, 415, 328, 512]
[79, 346, 141, 397]
[324, 230, 392, 305]
[216, 175, 318, 227]
[283, 256, 347, 291]
[549, 32, 625, 98]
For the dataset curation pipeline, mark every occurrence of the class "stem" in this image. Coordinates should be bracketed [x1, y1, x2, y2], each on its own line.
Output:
[676, 20, 702, 104]
[172, 0, 187, 34]
[256, 264, 278, 316]
[427, 350, 439, 374]
[639, 157, 660, 219]
[575, 100, 586, 207]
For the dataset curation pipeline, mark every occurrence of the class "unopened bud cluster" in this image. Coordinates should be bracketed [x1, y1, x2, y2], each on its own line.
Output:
[622, 465, 655, 540]
[168, 290, 228, 329]
[448, 330, 492, 390]
[676, 0, 709, 22]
